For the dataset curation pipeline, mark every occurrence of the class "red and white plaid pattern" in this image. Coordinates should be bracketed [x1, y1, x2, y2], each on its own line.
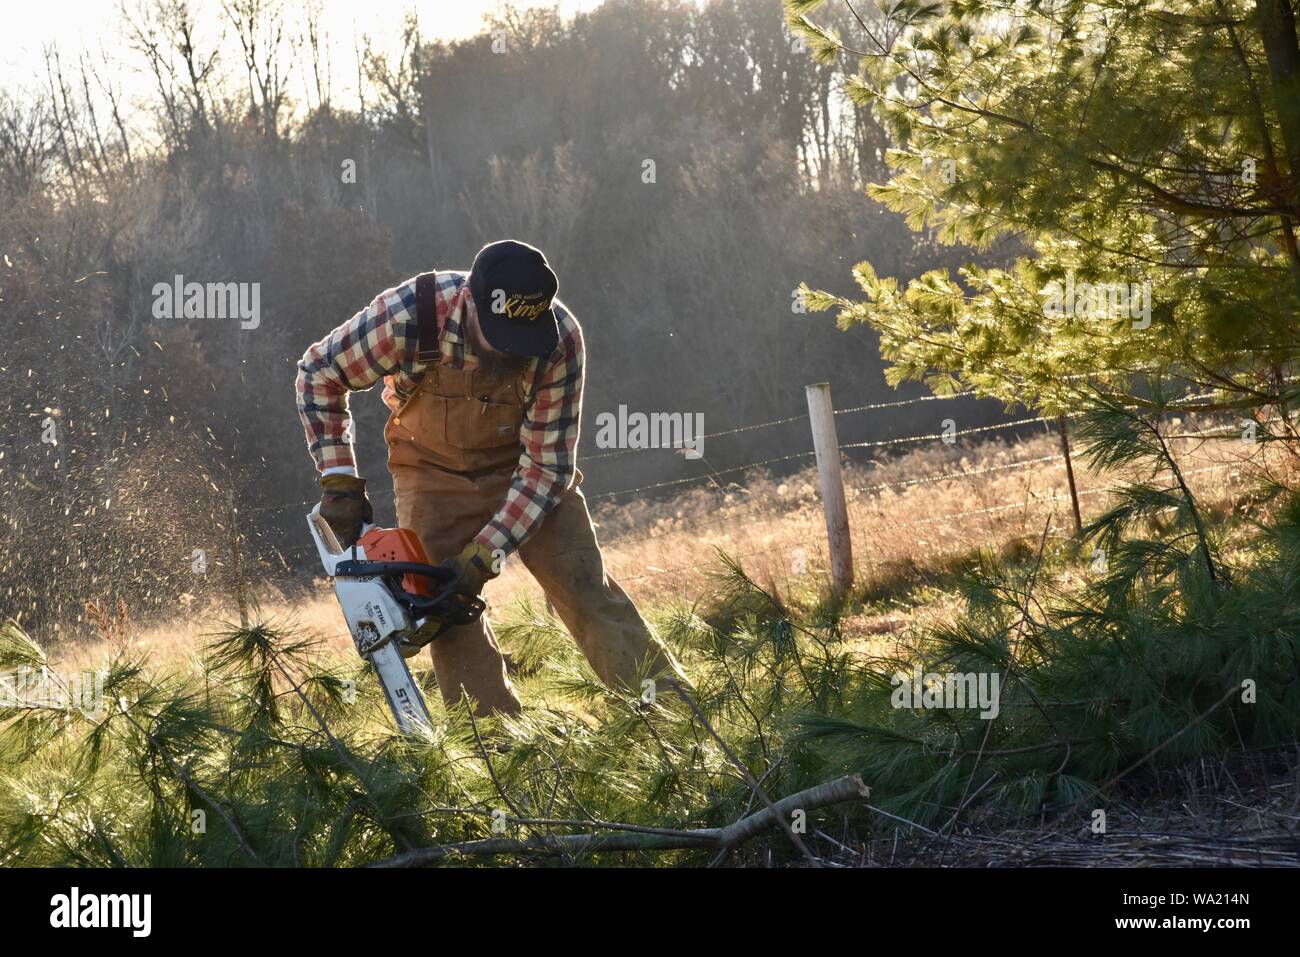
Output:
[296, 271, 584, 555]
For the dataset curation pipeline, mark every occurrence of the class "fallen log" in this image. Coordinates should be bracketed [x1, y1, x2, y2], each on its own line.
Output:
[370, 773, 869, 867]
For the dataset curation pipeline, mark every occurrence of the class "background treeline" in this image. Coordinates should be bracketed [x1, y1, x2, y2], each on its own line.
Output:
[0, 0, 1000, 637]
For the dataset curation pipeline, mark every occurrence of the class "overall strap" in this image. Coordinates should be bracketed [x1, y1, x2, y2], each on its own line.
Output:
[414, 271, 442, 366]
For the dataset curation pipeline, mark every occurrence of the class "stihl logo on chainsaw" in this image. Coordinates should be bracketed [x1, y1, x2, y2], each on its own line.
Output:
[365, 601, 389, 630]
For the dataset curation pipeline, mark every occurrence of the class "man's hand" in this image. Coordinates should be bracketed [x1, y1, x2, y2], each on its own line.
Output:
[319, 473, 373, 547]
[440, 542, 499, 597]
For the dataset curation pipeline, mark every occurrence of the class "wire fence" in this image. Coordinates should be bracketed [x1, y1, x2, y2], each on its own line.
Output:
[242, 382, 1266, 519]
[583, 389, 994, 463]
[609, 454, 1250, 587]
[855, 462, 1240, 533]
[849, 453, 1065, 496]
[237, 387, 1004, 515]
[839, 415, 1054, 452]
[236, 383, 1268, 590]
[589, 400, 1055, 502]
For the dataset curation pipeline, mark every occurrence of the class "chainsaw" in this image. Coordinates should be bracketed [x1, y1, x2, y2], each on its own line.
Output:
[307, 505, 485, 734]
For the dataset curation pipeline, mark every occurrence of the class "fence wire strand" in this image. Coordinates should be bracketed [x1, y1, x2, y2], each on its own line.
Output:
[239, 400, 1248, 578]
[853, 462, 1240, 534]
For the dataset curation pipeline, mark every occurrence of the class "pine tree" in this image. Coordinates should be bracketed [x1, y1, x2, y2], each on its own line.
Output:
[789, 0, 1300, 422]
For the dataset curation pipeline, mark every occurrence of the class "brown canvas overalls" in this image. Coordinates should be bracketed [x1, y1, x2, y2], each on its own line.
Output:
[383, 355, 682, 716]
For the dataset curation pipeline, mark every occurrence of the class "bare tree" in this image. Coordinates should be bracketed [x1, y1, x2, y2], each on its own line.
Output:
[0, 91, 51, 193]
[302, 0, 331, 115]
[165, 0, 222, 137]
[120, 1, 185, 146]
[362, 12, 423, 146]
[43, 46, 88, 189]
[460, 144, 593, 277]
[84, 48, 137, 177]
[223, 0, 293, 139]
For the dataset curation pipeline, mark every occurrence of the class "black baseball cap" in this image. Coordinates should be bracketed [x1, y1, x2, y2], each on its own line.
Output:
[468, 240, 560, 357]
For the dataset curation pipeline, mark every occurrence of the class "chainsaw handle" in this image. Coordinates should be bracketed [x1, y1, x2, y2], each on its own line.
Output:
[307, 505, 379, 573]
[332, 559, 456, 582]
[332, 558, 485, 624]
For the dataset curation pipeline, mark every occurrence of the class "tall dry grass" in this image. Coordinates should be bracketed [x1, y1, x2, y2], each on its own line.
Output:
[52, 419, 1273, 671]
[580, 422, 1268, 606]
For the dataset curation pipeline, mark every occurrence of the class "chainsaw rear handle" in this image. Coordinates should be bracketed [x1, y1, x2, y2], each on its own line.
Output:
[307, 503, 485, 645]
[333, 558, 458, 581]
[333, 558, 486, 623]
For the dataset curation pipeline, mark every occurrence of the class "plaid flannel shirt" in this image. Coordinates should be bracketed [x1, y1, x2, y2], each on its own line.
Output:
[295, 271, 584, 556]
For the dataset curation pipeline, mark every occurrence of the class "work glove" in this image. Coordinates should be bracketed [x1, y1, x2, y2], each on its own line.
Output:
[401, 614, 445, 658]
[319, 473, 373, 548]
[439, 542, 499, 597]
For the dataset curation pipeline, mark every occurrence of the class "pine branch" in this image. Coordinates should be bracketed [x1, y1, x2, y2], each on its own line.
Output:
[663, 676, 821, 866]
[368, 774, 869, 866]
[117, 704, 265, 866]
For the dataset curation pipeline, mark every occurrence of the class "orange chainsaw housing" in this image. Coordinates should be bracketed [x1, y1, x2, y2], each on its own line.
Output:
[356, 527, 435, 597]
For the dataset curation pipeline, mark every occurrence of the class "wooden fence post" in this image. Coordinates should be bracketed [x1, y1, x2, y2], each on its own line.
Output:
[1057, 416, 1083, 534]
[805, 383, 854, 598]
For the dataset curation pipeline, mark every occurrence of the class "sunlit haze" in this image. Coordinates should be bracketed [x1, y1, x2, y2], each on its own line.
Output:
[0, 0, 604, 112]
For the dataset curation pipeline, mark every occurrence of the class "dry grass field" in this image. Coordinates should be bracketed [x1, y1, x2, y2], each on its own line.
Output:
[52, 418, 1270, 676]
